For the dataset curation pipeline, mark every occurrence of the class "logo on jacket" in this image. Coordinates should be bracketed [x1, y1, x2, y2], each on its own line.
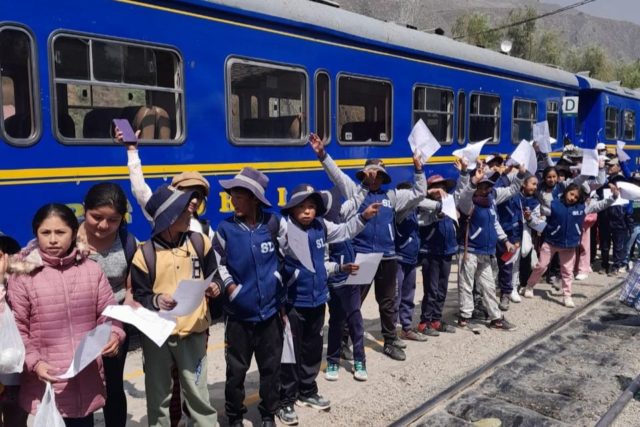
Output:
[261, 242, 275, 253]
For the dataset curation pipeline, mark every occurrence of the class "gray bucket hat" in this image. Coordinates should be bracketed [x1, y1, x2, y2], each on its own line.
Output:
[355, 159, 391, 184]
[219, 167, 271, 207]
[281, 184, 327, 217]
[145, 185, 198, 237]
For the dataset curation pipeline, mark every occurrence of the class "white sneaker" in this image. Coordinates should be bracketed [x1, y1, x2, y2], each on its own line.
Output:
[574, 273, 588, 281]
[510, 288, 522, 303]
[523, 287, 534, 298]
[564, 296, 575, 308]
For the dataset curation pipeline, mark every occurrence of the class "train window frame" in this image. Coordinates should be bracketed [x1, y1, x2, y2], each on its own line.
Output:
[49, 31, 186, 146]
[336, 72, 393, 146]
[605, 106, 620, 140]
[546, 100, 559, 141]
[511, 98, 538, 144]
[457, 91, 466, 145]
[314, 70, 331, 144]
[469, 92, 500, 145]
[0, 24, 41, 146]
[412, 84, 454, 145]
[623, 109, 636, 141]
[226, 57, 309, 146]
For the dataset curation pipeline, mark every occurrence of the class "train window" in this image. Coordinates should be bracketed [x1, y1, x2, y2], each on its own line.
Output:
[0, 26, 39, 144]
[512, 99, 537, 144]
[338, 74, 392, 145]
[469, 93, 500, 144]
[605, 106, 619, 140]
[51, 34, 184, 144]
[546, 100, 559, 140]
[413, 86, 453, 145]
[457, 91, 466, 144]
[623, 110, 636, 141]
[227, 58, 307, 145]
[315, 71, 330, 142]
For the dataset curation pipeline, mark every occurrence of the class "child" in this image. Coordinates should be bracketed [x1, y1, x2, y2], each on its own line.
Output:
[130, 185, 221, 427]
[524, 183, 618, 307]
[278, 184, 379, 425]
[599, 167, 633, 276]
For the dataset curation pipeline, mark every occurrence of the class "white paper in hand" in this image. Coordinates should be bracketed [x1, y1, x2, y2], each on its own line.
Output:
[580, 148, 599, 177]
[281, 321, 296, 364]
[452, 138, 491, 170]
[408, 119, 441, 163]
[162, 271, 214, 317]
[286, 219, 315, 273]
[617, 140, 631, 162]
[510, 140, 537, 175]
[441, 195, 458, 224]
[59, 323, 111, 379]
[344, 252, 384, 285]
[533, 121, 551, 153]
[613, 196, 629, 207]
[529, 221, 547, 233]
[103, 305, 176, 347]
[617, 181, 640, 201]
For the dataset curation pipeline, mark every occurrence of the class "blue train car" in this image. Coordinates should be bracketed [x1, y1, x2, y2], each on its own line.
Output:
[0, 0, 637, 243]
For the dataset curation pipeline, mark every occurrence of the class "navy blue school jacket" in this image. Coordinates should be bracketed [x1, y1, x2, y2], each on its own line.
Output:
[353, 189, 396, 257]
[327, 240, 355, 286]
[460, 194, 501, 256]
[544, 199, 585, 248]
[395, 210, 420, 265]
[420, 215, 458, 257]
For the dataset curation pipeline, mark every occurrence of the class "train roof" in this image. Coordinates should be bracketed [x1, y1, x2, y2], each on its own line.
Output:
[180, 0, 580, 88]
[576, 75, 640, 101]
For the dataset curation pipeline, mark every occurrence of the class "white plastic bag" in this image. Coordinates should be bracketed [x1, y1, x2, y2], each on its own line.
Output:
[0, 299, 25, 374]
[33, 382, 65, 427]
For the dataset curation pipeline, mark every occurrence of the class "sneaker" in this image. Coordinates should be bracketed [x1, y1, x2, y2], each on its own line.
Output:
[353, 360, 368, 381]
[471, 307, 489, 321]
[261, 419, 276, 427]
[276, 405, 298, 425]
[564, 296, 575, 308]
[510, 288, 522, 303]
[417, 321, 440, 336]
[574, 273, 588, 281]
[432, 320, 456, 333]
[400, 329, 428, 342]
[499, 294, 510, 311]
[608, 268, 621, 278]
[383, 343, 406, 361]
[457, 316, 470, 328]
[389, 337, 407, 349]
[523, 286, 534, 298]
[488, 317, 517, 331]
[296, 393, 331, 411]
[325, 362, 339, 381]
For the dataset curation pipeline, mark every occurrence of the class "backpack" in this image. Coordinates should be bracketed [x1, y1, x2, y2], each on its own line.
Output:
[140, 231, 223, 321]
[118, 226, 138, 272]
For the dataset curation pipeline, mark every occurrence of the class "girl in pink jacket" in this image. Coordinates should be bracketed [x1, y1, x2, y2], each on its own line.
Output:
[6, 203, 125, 427]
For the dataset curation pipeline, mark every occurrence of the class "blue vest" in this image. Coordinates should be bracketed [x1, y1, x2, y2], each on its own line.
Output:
[544, 199, 585, 248]
[395, 210, 419, 265]
[284, 218, 330, 308]
[464, 195, 499, 255]
[419, 215, 457, 256]
[353, 190, 396, 257]
[217, 213, 282, 322]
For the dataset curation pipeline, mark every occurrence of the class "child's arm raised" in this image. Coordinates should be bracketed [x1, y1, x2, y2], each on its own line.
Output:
[324, 202, 380, 244]
[309, 133, 359, 199]
[495, 164, 526, 205]
[394, 151, 427, 215]
[586, 184, 619, 214]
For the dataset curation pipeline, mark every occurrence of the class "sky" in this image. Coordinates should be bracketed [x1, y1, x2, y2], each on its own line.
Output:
[546, 0, 640, 26]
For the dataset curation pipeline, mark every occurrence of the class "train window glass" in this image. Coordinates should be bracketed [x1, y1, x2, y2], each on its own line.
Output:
[315, 71, 330, 142]
[623, 110, 635, 141]
[0, 27, 38, 143]
[605, 106, 619, 140]
[338, 75, 392, 145]
[457, 91, 465, 144]
[52, 34, 184, 144]
[512, 99, 537, 144]
[227, 59, 307, 145]
[413, 86, 453, 145]
[546, 100, 559, 140]
[469, 93, 500, 144]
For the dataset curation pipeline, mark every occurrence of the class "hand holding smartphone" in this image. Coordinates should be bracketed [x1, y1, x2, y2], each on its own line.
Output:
[112, 119, 137, 144]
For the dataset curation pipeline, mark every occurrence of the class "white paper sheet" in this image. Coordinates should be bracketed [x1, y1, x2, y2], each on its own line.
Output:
[580, 148, 599, 177]
[344, 252, 384, 285]
[529, 221, 547, 233]
[58, 323, 111, 379]
[533, 121, 551, 153]
[452, 138, 491, 170]
[617, 140, 631, 162]
[441, 195, 458, 224]
[286, 219, 315, 273]
[161, 271, 214, 317]
[613, 196, 629, 207]
[281, 321, 296, 364]
[408, 119, 441, 163]
[102, 305, 176, 347]
[510, 140, 538, 175]
[617, 181, 640, 201]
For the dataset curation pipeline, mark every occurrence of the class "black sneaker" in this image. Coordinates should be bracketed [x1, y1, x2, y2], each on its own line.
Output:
[383, 343, 406, 361]
[276, 405, 298, 425]
[471, 307, 489, 321]
[499, 294, 510, 311]
[296, 393, 331, 410]
[389, 337, 407, 349]
[488, 317, 517, 331]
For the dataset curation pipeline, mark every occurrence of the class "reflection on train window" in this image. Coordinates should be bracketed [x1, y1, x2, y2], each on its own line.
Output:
[457, 91, 466, 144]
[0, 27, 38, 143]
[227, 58, 307, 144]
[605, 106, 619, 140]
[546, 100, 559, 141]
[315, 71, 330, 142]
[52, 34, 184, 143]
[413, 86, 453, 145]
[623, 110, 635, 141]
[512, 99, 537, 144]
[338, 75, 391, 145]
[469, 93, 500, 144]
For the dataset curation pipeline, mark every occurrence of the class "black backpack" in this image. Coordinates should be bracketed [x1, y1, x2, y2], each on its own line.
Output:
[118, 226, 138, 272]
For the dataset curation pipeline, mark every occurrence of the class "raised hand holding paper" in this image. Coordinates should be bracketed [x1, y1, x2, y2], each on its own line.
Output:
[408, 119, 441, 163]
[510, 140, 537, 174]
[452, 138, 491, 170]
[533, 121, 551, 153]
[617, 140, 631, 162]
[617, 181, 640, 201]
[59, 323, 111, 379]
[441, 194, 458, 224]
[580, 148, 599, 177]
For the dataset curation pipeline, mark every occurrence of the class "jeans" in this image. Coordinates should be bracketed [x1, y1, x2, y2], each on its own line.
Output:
[624, 224, 640, 264]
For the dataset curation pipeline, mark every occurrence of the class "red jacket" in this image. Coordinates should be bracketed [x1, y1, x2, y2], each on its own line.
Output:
[7, 244, 125, 418]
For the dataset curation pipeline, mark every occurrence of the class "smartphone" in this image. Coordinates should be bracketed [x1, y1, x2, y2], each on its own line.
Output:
[112, 118, 137, 144]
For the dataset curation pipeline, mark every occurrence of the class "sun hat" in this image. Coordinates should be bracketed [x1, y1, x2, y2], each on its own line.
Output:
[171, 171, 210, 197]
[319, 187, 343, 223]
[145, 185, 198, 236]
[281, 184, 327, 217]
[355, 159, 391, 185]
[219, 167, 271, 207]
[427, 174, 455, 191]
[485, 153, 504, 165]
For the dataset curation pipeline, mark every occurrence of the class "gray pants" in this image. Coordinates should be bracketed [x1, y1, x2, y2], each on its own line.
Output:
[458, 252, 502, 321]
[141, 332, 217, 427]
